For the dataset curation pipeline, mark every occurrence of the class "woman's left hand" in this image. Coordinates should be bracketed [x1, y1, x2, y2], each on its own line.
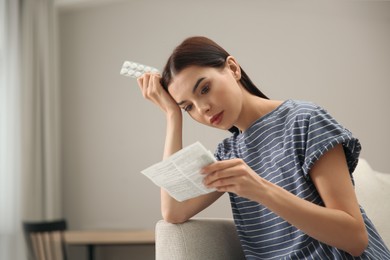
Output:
[202, 158, 265, 201]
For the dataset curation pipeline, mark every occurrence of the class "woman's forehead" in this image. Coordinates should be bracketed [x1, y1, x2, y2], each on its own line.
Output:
[168, 66, 209, 96]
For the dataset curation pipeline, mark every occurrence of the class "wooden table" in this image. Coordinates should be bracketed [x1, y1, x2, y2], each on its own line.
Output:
[64, 230, 155, 260]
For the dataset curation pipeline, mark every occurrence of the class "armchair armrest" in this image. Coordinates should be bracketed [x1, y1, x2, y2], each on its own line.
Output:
[155, 218, 245, 260]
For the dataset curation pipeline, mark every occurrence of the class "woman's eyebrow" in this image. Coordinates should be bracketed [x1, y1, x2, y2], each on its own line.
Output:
[192, 77, 206, 93]
[177, 77, 206, 105]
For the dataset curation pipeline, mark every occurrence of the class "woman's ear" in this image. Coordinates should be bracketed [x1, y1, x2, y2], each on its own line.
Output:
[226, 56, 241, 80]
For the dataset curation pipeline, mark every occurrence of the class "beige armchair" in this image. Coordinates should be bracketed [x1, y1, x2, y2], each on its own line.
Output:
[156, 218, 245, 260]
[155, 159, 390, 259]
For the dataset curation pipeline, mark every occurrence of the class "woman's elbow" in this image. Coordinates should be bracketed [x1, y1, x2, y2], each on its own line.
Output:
[347, 229, 369, 257]
[161, 209, 190, 224]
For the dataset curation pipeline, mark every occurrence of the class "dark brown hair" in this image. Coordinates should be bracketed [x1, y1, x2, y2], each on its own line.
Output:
[160, 36, 268, 134]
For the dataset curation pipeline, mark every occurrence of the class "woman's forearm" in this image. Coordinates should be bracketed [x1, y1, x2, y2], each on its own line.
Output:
[160, 112, 224, 223]
[161, 111, 184, 220]
[162, 111, 183, 160]
[160, 111, 196, 223]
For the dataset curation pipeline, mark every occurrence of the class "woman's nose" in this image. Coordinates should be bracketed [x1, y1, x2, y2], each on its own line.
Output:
[196, 101, 211, 114]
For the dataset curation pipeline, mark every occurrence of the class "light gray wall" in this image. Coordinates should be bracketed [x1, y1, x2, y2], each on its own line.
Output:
[58, 0, 390, 256]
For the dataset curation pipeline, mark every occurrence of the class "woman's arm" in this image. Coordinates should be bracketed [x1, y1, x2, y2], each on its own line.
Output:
[160, 108, 224, 223]
[137, 74, 224, 223]
[202, 144, 368, 256]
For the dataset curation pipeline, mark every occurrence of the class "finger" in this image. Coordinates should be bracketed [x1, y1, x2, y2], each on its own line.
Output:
[215, 184, 235, 193]
[150, 74, 162, 89]
[203, 164, 246, 186]
[202, 158, 243, 174]
[206, 175, 245, 195]
[137, 74, 148, 88]
[146, 74, 159, 97]
[205, 174, 236, 188]
[137, 75, 144, 88]
[140, 74, 152, 97]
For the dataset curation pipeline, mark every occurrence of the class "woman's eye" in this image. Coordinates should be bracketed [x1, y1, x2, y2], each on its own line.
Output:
[200, 85, 210, 94]
[184, 104, 193, 112]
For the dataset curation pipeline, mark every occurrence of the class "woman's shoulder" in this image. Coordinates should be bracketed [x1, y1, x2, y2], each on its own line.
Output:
[280, 99, 329, 121]
[284, 99, 322, 112]
[214, 100, 326, 159]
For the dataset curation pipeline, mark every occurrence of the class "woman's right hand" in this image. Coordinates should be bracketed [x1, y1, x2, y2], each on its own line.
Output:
[137, 73, 181, 117]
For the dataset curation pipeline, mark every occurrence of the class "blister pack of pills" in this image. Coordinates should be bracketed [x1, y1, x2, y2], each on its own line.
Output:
[120, 61, 159, 78]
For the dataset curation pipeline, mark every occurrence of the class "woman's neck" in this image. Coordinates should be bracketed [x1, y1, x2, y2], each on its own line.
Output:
[236, 94, 283, 132]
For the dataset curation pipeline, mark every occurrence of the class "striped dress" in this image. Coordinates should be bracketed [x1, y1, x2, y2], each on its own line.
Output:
[214, 100, 390, 259]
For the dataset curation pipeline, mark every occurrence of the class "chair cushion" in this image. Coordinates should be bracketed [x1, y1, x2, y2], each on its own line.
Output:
[155, 218, 245, 260]
[353, 159, 390, 246]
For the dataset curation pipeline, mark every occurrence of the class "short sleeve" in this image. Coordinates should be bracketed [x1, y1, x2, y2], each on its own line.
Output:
[214, 134, 238, 162]
[214, 142, 224, 161]
[301, 106, 361, 178]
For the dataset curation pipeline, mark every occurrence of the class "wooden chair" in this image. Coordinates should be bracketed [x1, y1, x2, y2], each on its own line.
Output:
[23, 219, 68, 260]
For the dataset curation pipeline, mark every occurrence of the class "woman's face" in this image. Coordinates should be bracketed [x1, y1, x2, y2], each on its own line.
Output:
[168, 59, 243, 130]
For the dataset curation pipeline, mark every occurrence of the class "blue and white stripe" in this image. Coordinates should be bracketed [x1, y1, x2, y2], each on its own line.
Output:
[215, 100, 390, 259]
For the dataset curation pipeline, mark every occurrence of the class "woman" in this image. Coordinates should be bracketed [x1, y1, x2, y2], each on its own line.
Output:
[137, 36, 390, 259]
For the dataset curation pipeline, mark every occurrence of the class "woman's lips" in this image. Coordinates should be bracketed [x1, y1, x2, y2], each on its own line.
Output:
[210, 111, 224, 125]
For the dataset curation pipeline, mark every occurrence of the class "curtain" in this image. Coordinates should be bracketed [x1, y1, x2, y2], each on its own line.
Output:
[0, 0, 61, 259]
[0, 0, 22, 259]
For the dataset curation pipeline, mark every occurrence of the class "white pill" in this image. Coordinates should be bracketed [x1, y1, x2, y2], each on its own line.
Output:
[137, 65, 144, 71]
[123, 61, 131, 68]
[120, 68, 128, 75]
[144, 66, 151, 72]
[130, 62, 137, 69]
[134, 71, 142, 77]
